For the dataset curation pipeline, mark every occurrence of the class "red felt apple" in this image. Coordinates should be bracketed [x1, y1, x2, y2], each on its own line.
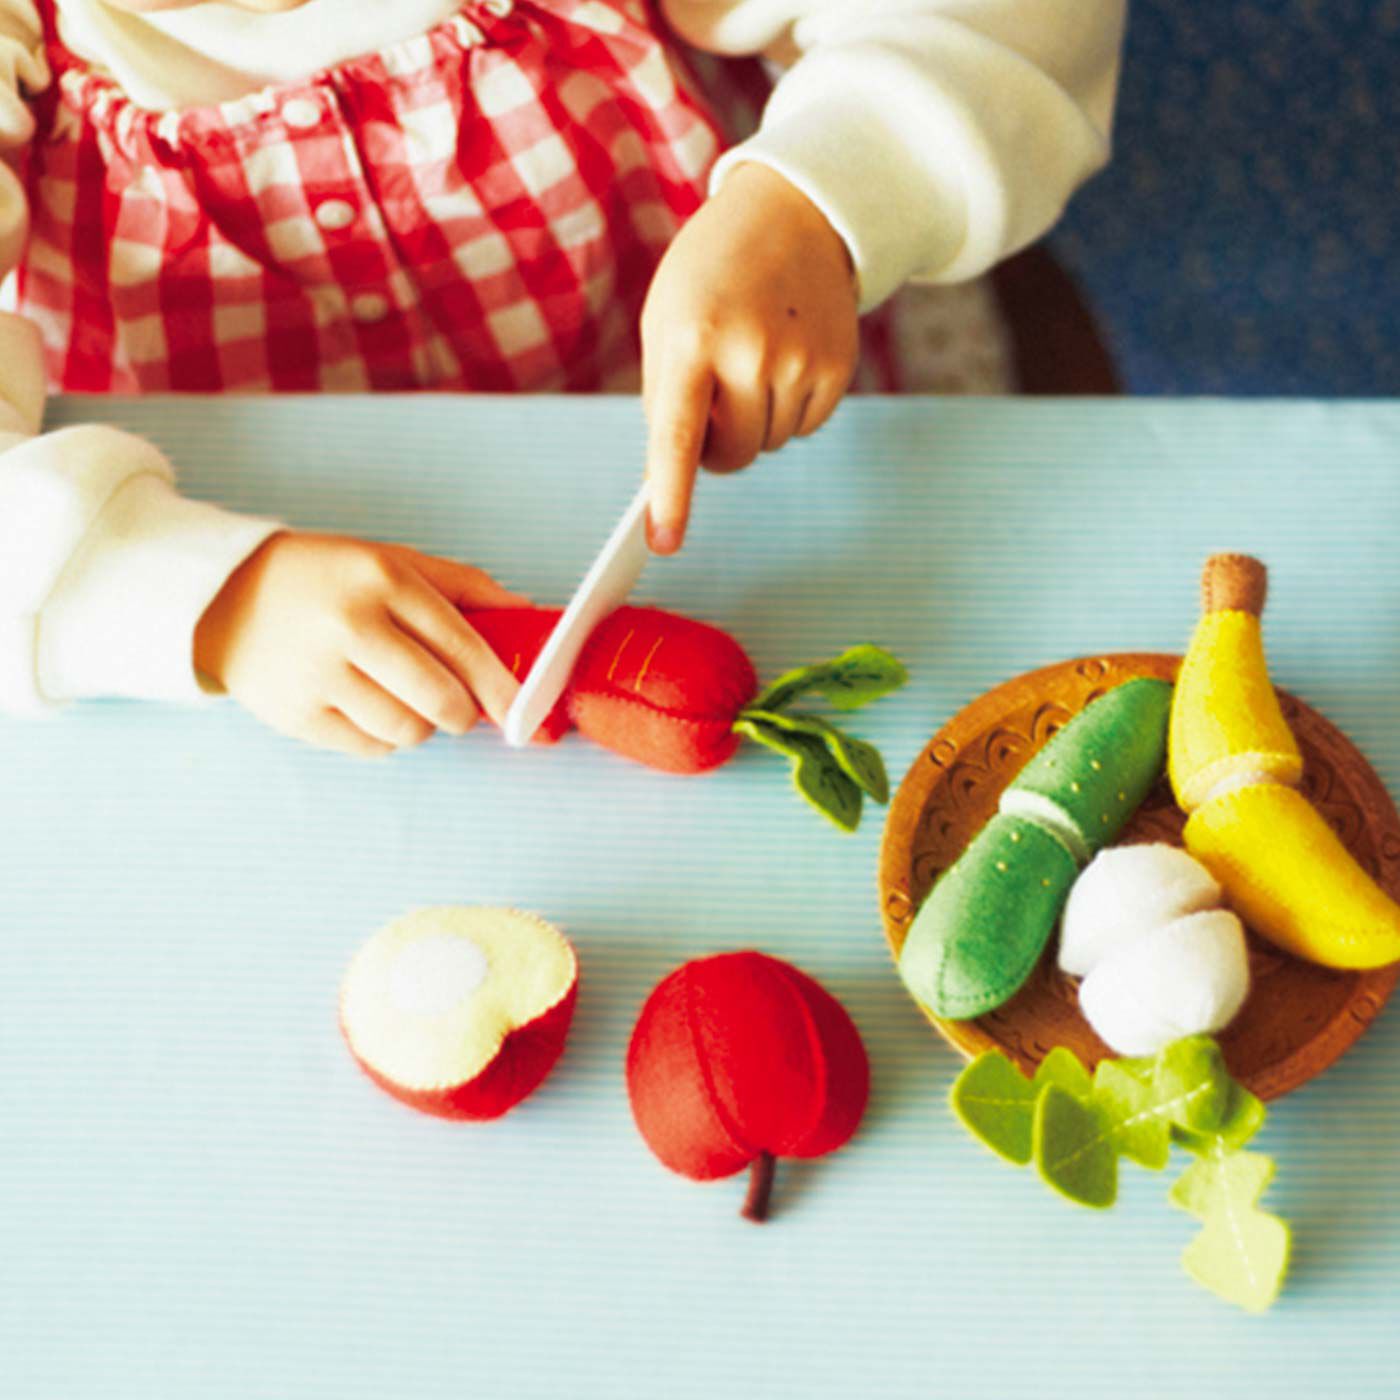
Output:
[340, 907, 578, 1120]
[626, 951, 870, 1220]
[465, 604, 909, 831]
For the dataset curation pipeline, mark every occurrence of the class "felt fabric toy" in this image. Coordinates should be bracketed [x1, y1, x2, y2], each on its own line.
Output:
[1169, 556, 1302, 812]
[625, 951, 869, 1221]
[1057, 843, 1249, 1056]
[1078, 909, 1250, 1057]
[899, 677, 1173, 1020]
[1170, 555, 1400, 969]
[340, 907, 577, 1121]
[1058, 843, 1223, 978]
[467, 606, 906, 831]
[951, 1036, 1290, 1313]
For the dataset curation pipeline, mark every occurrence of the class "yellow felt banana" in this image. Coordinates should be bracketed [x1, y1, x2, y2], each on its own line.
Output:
[1169, 612, 1302, 812]
[1170, 554, 1400, 970]
[1186, 785, 1400, 969]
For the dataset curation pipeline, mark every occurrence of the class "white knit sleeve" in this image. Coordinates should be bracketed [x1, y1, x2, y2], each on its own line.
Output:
[665, 0, 1126, 309]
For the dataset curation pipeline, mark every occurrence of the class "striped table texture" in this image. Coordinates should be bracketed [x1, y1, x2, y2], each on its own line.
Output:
[2, 396, 1398, 1398]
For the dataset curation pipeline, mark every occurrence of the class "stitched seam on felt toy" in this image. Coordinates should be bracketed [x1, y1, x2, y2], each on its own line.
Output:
[605, 629, 635, 682]
[935, 948, 1028, 1014]
[633, 637, 664, 692]
[1197, 760, 1298, 808]
[932, 915, 1036, 1009]
[997, 791, 1090, 867]
[772, 961, 830, 1153]
[941, 972, 1028, 1010]
[1213, 1139, 1259, 1295]
[681, 971, 752, 1157]
[1046, 1081, 1211, 1170]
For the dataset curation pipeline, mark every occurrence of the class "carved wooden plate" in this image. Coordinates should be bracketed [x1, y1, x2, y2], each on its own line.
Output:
[878, 654, 1400, 1100]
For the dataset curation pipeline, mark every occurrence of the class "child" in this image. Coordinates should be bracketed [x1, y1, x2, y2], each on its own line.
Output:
[0, 0, 1124, 754]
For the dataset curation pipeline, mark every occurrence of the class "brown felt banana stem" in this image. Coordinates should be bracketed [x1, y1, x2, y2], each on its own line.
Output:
[1202, 554, 1268, 616]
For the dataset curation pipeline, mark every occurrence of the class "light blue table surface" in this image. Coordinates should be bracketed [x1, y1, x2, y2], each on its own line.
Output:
[3, 397, 1399, 1399]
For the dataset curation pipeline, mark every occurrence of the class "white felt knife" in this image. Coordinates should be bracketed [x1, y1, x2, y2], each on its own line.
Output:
[503, 483, 653, 747]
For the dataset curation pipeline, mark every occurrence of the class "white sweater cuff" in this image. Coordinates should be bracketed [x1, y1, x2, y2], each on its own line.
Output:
[710, 86, 967, 313]
[38, 473, 281, 705]
[0, 424, 280, 710]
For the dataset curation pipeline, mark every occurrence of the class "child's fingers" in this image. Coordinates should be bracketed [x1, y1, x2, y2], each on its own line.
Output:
[394, 549, 530, 611]
[308, 709, 395, 760]
[766, 371, 813, 452]
[703, 373, 768, 475]
[387, 577, 519, 728]
[349, 629, 480, 736]
[332, 667, 436, 749]
[798, 372, 849, 437]
[644, 354, 713, 554]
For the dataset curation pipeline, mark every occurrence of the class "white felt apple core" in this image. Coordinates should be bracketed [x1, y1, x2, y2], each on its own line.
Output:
[341, 906, 576, 1092]
[388, 934, 489, 1017]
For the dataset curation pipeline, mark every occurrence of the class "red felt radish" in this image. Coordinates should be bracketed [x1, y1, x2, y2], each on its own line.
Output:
[465, 604, 907, 831]
[625, 951, 870, 1221]
[340, 907, 578, 1121]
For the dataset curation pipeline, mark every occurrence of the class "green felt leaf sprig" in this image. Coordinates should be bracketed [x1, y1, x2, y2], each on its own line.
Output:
[949, 1036, 1290, 1312]
[735, 646, 907, 832]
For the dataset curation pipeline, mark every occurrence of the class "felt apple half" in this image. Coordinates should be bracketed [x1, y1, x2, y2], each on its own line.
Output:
[626, 952, 869, 1221]
[340, 907, 578, 1120]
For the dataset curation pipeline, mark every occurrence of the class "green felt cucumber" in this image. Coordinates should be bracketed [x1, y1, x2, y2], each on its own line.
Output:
[899, 678, 1173, 1021]
[899, 815, 1079, 1019]
[1002, 678, 1173, 858]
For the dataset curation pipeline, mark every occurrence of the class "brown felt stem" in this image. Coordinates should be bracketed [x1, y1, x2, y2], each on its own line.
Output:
[1202, 554, 1268, 616]
[741, 1152, 776, 1223]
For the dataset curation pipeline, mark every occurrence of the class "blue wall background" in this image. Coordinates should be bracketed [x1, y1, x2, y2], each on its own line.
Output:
[1051, 1, 1400, 395]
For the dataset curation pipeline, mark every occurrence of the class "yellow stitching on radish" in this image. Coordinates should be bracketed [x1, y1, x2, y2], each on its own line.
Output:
[606, 629, 635, 683]
[634, 636, 664, 693]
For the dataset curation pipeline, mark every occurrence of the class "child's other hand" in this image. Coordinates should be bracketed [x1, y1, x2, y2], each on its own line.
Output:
[640, 161, 859, 554]
[194, 533, 527, 757]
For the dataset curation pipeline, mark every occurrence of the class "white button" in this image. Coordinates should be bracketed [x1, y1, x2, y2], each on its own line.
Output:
[315, 199, 356, 231]
[482, 0, 512, 14]
[282, 98, 322, 131]
[350, 292, 390, 324]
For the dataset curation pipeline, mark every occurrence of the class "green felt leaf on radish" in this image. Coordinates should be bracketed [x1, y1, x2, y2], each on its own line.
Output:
[787, 732, 864, 832]
[752, 646, 907, 714]
[733, 713, 804, 760]
[1170, 1144, 1290, 1313]
[733, 715, 863, 830]
[741, 708, 890, 802]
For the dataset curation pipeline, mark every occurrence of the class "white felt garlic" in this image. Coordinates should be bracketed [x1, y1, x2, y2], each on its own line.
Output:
[1059, 844, 1223, 978]
[1059, 844, 1249, 1056]
[1077, 910, 1250, 1057]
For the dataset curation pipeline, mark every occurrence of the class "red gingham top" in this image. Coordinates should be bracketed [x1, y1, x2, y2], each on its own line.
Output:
[17, 0, 724, 393]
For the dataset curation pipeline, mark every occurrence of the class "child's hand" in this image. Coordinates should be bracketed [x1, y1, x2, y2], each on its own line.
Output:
[640, 161, 859, 554]
[194, 533, 527, 757]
